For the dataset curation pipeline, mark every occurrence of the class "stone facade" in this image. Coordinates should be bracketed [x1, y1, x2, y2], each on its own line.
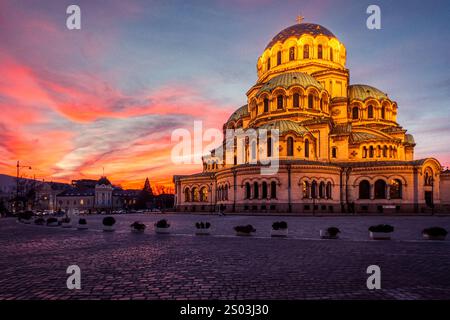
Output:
[173, 21, 446, 214]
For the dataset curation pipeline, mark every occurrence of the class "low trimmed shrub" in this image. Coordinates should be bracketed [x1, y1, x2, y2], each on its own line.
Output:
[422, 227, 448, 237]
[272, 221, 288, 230]
[46, 217, 58, 225]
[327, 227, 340, 237]
[155, 219, 170, 228]
[234, 225, 256, 234]
[103, 216, 116, 226]
[130, 221, 146, 231]
[78, 218, 87, 225]
[369, 224, 394, 233]
[195, 222, 211, 229]
[34, 217, 45, 225]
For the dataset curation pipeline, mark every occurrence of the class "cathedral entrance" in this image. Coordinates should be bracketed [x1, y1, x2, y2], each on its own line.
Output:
[425, 191, 433, 208]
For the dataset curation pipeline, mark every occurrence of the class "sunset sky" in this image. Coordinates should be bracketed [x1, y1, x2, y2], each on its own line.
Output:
[1, 0, 449, 190]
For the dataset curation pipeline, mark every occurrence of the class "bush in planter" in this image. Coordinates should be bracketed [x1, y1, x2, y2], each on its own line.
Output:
[320, 226, 340, 239]
[271, 221, 288, 237]
[369, 224, 394, 240]
[77, 218, 88, 230]
[154, 219, 170, 234]
[422, 227, 448, 240]
[368, 224, 394, 233]
[46, 217, 59, 226]
[18, 211, 33, 223]
[61, 217, 71, 223]
[34, 217, 45, 225]
[234, 224, 256, 235]
[103, 216, 116, 232]
[272, 221, 288, 230]
[130, 221, 146, 232]
[155, 219, 170, 228]
[103, 216, 116, 226]
[195, 222, 211, 229]
[195, 222, 211, 235]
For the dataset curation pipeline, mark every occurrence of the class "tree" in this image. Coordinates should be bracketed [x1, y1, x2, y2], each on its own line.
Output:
[136, 178, 154, 209]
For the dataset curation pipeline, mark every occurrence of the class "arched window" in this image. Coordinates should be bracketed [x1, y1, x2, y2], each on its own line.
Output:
[318, 44, 323, 59]
[277, 51, 281, 65]
[289, 47, 295, 61]
[363, 146, 368, 158]
[374, 180, 387, 199]
[311, 180, 318, 199]
[184, 188, 190, 202]
[308, 93, 314, 109]
[320, 97, 324, 110]
[270, 181, 277, 199]
[383, 145, 388, 157]
[352, 106, 359, 120]
[277, 95, 283, 109]
[287, 137, 294, 156]
[390, 179, 402, 199]
[381, 106, 386, 119]
[326, 182, 332, 199]
[368, 105, 374, 119]
[200, 187, 208, 202]
[304, 139, 310, 158]
[293, 93, 300, 108]
[267, 58, 270, 70]
[377, 146, 381, 158]
[262, 182, 268, 199]
[303, 44, 310, 59]
[267, 137, 272, 157]
[319, 181, 325, 198]
[263, 98, 269, 113]
[332, 147, 337, 158]
[369, 146, 374, 158]
[245, 183, 251, 199]
[192, 187, 199, 202]
[329, 47, 333, 61]
[225, 185, 228, 200]
[359, 180, 370, 199]
[302, 181, 310, 198]
[253, 182, 259, 199]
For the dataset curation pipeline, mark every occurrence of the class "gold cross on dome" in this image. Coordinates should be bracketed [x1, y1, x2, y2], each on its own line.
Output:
[296, 15, 304, 24]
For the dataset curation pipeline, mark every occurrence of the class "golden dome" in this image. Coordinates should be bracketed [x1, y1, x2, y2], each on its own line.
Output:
[265, 23, 337, 50]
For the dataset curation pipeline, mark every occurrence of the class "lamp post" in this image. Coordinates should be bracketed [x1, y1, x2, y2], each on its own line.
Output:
[430, 176, 434, 215]
[15, 161, 32, 213]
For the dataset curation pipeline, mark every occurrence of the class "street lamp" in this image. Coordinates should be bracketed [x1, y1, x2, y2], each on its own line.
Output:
[15, 161, 32, 213]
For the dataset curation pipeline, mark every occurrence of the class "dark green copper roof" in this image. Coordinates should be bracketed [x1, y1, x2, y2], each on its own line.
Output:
[258, 72, 323, 95]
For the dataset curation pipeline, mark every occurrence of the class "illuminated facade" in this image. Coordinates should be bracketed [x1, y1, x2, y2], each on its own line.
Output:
[174, 21, 445, 214]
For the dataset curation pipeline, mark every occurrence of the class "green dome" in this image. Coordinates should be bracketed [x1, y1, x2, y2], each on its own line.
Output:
[349, 84, 389, 101]
[257, 120, 309, 136]
[257, 72, 323, 96]
[226, 105, 249, 123]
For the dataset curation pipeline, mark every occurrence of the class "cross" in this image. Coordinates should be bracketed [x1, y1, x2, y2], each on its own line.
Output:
[296, 15, 304, 24]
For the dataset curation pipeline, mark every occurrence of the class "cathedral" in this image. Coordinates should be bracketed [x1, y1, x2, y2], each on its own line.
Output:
[173, 20, 448, 214]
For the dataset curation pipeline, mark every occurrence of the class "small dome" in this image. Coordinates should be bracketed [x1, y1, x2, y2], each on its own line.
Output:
[226, 105, 249, 123]
[349, 84, 389, 101]
[266, 23, 336, 50]
[97, 176, 111, 186]
[258, 72, 323, 95]
[257, 120, 309, 136]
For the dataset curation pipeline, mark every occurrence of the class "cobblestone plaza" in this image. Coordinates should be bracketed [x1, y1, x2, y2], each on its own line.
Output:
[0, 214, 449, 300]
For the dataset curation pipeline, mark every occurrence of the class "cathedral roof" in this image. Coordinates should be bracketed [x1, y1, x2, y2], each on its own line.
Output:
[257, 120, 309, 136]
[257, 72, 323, 95]
[349, 84, 389, 101]
[226, 105, 249, 123]
[265, 23, 336, 50]
[97, 176, 112, 186]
